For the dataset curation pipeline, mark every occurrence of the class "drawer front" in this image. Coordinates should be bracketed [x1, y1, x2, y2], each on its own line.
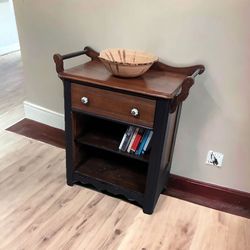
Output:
[71, 83, 156, 128]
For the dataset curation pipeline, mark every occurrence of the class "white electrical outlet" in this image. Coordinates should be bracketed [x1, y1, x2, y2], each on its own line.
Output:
[206, 150, 224, 167]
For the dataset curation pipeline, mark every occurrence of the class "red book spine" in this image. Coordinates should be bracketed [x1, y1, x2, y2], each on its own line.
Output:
[131, 129, 143, 152]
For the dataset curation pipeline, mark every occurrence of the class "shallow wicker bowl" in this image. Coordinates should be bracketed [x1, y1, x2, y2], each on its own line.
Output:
[98, 48, 158, 78]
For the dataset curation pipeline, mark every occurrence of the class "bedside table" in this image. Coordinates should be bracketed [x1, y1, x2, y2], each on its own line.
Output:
[53, 46, 205, 214]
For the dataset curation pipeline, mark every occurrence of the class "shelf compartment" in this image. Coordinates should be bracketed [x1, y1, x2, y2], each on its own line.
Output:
[73, 113, 150, 163]
[74, 150, 147, 202]
[76, 129, 150, 163]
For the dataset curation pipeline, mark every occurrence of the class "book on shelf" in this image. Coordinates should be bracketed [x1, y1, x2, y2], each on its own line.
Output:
[130, 128, 144, 153]
[135, 129, 150, 155]
[142, 130, 153, 154]
[119, 126, 153, 156]
[118, 130, 127, 150]
[127, 127, 139, 153]
[119, 126, 135, 151]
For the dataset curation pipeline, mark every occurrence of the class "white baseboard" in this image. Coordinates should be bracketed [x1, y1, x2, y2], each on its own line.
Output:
[24, 101, 65, 130]
[0, 43, 20, 56]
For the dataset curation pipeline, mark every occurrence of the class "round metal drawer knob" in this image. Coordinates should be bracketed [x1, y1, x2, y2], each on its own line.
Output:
[81, 97, 89, 105]
[131, 108, 139, 117]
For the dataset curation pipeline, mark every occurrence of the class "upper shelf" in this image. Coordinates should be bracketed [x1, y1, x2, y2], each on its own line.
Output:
[53, 46, 205, 104]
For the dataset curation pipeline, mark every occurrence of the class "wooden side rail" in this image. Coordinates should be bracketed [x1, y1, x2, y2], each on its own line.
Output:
[152, 61, 205, 77]
[53, 46, 99, 73]
[170, 67, 204, 113]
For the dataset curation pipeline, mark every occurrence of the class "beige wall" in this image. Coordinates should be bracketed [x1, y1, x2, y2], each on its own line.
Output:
[13, 0, 250, 192]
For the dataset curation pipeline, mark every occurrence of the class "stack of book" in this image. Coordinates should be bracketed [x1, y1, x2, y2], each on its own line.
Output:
[118, 126, 153, 156]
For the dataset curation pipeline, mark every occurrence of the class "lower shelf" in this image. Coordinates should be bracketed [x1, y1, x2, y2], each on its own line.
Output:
[74, 152, 147, 204]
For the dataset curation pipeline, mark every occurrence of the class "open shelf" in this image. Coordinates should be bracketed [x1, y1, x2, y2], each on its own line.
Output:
[74, 113, 151, 163]
[74, 149, 147, 196]
[76, 130, 150, 163]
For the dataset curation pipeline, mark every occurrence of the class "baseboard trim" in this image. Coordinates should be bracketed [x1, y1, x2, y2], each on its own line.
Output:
[23, 101, 65, 130]
[165, 174, 250, 218]
[6, 118, 250, 218]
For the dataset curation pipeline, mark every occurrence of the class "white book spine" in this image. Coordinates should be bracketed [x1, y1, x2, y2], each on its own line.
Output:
[121, 126, 134, 151]
[119, 131, 127, 150]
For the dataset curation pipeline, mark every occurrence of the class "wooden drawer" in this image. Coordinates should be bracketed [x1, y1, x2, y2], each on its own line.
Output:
[71, 83, 156, 128]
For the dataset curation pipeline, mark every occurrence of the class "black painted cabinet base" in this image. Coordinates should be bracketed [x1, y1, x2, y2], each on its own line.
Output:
[63, 81, 181, 214]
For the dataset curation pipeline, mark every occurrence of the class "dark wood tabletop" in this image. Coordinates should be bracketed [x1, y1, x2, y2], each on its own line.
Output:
[54, 46, 205, 101]
[59, 60, 187, 99]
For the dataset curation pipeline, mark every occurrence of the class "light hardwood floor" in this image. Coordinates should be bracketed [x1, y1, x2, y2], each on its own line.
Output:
[0, 130, 249, 250]
[0, 52, 25, 130]
[0, 52, 249, 250]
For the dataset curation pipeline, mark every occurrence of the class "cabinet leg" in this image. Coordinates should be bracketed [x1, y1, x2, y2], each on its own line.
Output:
[67, 179, 74, 186]
[143, 198, 157, 214]
[143, 204, 155, 215]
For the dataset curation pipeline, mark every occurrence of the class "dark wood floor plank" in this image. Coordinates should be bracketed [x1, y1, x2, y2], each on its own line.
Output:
[6, 118, 65, 148]
[6, 118, 250, 219]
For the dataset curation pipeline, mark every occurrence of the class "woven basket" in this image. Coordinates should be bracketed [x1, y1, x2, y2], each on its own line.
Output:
[98, 48, 158, 78]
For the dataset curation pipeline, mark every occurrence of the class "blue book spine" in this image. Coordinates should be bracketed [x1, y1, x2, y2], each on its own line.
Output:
[142, 130, 153, 154]
[135, 130, 150, 156]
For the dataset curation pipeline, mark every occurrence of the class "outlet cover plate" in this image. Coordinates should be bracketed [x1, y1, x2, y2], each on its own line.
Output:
[206, 150, 224, 167]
